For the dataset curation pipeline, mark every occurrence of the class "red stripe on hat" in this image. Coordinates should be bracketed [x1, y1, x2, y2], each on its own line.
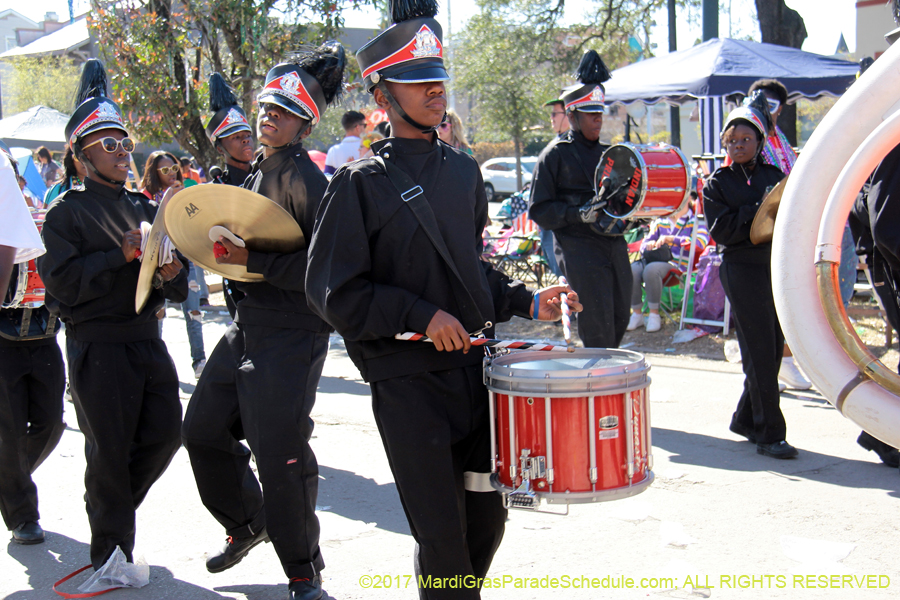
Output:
[264, 73, 321, 123]
[362, 25, 443, 80]
[564, 86, 605, 111]
[212, 109, 249, 139]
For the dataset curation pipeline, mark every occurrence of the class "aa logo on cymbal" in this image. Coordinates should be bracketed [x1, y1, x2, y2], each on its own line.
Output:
[185, 203, 201, 218]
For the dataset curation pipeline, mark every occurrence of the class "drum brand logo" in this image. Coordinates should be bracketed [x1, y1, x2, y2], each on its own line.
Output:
[598, 416, 618, 429]
[626, 167, 642, 208]
[185, 203, 200, 218]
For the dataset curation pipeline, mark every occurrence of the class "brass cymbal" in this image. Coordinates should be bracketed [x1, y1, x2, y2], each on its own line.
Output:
[164, 185, 305, 282]
[135, 194, 171, 314]
[750, 174, 789, 245]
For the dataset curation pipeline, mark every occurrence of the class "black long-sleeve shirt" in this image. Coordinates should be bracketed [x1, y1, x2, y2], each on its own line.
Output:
[703, 162, 785, 263]
[236, 142, 331, 332]
[306, 136, 533, 382]
[37, 178, 188, 342]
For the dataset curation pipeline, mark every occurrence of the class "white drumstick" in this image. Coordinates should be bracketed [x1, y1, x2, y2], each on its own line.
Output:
[559, 276, 574, 352]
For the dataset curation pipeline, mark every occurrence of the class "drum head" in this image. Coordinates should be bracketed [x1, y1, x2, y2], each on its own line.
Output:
[596, 144, 646, 219]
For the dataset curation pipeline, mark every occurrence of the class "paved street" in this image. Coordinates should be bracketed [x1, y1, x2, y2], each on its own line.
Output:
[3, 307, 899, 600]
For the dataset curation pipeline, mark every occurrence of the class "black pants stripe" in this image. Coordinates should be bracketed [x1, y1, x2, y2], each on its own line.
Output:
[0, 343, 65, 530]
[556, 234, 632, 348]
[182, 323, 328, 580]
[66, 336, 182, 569]
[719, 260, 787, 444]
[370, 365, 507, 600]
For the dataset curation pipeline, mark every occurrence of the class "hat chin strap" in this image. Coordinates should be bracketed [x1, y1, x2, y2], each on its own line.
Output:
[74, 143, 127, 186]
[217, 142, 252, 166]
[259, 120, 310, 151]
[376, 81, 443, 134]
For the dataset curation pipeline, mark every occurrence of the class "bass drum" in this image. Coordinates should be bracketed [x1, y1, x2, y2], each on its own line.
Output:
[597, 143, 691, 220]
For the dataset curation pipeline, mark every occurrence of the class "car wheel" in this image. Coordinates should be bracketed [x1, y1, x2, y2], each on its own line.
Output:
[485, 183, 495, 202]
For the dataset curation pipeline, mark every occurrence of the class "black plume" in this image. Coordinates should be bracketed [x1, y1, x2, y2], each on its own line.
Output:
[746, 90, 774, 133]
[391, 0, 439, 23]
[298, 41, 346, 106]
[209, 73, 240, 112]
[74, 58, 109, 107]
[574, 50, 612, 85]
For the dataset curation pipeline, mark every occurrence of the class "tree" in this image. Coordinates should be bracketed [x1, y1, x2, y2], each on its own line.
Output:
[1, 57, 81, 116]
[755, 0, 807, 145]
[89, 0, 366, 172]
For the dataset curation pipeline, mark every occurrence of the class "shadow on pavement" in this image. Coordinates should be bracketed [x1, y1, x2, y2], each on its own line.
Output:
[318, 465, 410, 536]
[317, 376, 371, 396]
[653, 427, 900, 495]
[6, 532, 228, 599]
[216, 583, 338, 600]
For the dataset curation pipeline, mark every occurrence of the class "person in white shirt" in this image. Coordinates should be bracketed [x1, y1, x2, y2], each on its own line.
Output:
[323, 110, 365, 175]
[1, 149, 44, 292]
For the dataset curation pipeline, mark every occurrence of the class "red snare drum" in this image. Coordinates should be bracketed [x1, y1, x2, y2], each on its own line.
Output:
[3, 211, 47, 310]
[485, 348, 653, 509]
[596, 143, 691, 219]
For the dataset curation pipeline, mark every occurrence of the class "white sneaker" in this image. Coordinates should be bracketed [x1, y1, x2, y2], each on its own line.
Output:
[627, 312, 643, 331]
[194, 359, 207, 380]
[779, 381, 787, 393]
[779, 357, 812, 390]
[645, 313, 662, 333]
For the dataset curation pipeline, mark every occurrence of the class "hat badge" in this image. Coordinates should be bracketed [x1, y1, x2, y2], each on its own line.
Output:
[590, 86, 604, 102]
[280, 71, 301, 95]
[411, 26, 440, 58]
[224, 108, 245, 125]
[97, 101, 121, 121]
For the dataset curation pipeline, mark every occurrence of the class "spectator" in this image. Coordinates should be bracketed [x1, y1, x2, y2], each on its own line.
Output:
[44, 147, 87, 205]
[628, 193, 709, 332]
[17, 176, 41, 209]
[436, 108, 473, 154]
[141, 151, 183, 202]
[325, 110, 366, 174]
[35, 146, 61, 188]
[180, 157, 202, 186]
[545, 99, 570, 137]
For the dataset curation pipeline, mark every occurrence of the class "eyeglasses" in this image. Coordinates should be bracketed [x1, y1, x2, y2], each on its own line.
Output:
[81, 136, 135, 154]
[551, 111, 566, 118]
[438, 122, 451, 130]
[157, 165, 179, 175]
[766, 98, 780, 113]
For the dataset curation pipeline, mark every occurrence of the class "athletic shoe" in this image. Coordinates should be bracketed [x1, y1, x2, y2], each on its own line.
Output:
[857, 431, 900, 467]
[757, 440, 799, 459]
[194, 359, 207, 380]
[627, 312, 643, 331]
[289, 574, 324, 600]
[12, 521, 44, 544]
[779, 357, 812, 390]
[645, 313, 661, 333]
[206, 527, 269, 573]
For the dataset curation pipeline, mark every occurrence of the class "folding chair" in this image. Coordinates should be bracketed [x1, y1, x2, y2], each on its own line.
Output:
[483, 213, 550, 286]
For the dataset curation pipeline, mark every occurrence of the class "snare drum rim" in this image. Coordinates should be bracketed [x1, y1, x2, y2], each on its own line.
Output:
[1, 263, 29, 309]
[597, 142, 649, 220]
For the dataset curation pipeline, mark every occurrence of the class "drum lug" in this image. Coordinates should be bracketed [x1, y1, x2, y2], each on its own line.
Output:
[547, 467, 554, 484]
[589, 467, 597, 483]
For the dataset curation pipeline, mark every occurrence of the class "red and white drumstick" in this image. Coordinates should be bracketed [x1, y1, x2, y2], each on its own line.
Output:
[558, 276, 575, 352]
[395, 332, 572, 352]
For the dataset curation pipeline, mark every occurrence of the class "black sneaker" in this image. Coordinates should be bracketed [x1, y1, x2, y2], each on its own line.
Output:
[289, 574, 323, 600]
[206, 527, 269, 573]
[757, 440, 799, 459]
[857, 431, 900, 467]
[12, 521, 45, 545]
[729, 421, 757, 444]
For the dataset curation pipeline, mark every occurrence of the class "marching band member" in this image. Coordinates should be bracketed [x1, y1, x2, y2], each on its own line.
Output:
[37, 59, 188, 569]
[529, 50, 630, 348]
[0, 143, 65, 545]
[206, 73, 255, 187]
[703, 96, 797, 459]
[305, 2, 580, 596]
[181, 42, 345, 600]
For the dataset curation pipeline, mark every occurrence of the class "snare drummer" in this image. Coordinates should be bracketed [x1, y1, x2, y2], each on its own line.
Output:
[0, 143, 66, 545]
[306, 2, 581, 596]
[529, 50, 633, 348]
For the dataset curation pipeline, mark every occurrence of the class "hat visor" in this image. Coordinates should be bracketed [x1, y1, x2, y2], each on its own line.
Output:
[571, 104, 606, 114]
[256, 92, 314, 122]
[384, 65, 450, 85]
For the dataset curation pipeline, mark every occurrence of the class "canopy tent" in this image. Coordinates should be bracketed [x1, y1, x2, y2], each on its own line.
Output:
[0, 105, 70, 152]
[603, 38, 860, 106]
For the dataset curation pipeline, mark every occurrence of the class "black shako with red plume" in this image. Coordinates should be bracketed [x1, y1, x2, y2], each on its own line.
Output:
[560, 50, 612, 113]
[65, 59, 128, 147]
[205, 73, 252, 143]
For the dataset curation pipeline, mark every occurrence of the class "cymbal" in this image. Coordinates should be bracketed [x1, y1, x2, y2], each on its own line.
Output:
[135, 195, 172, 314]
[750, 174, 789, 245]
[163, 185, 305, 282]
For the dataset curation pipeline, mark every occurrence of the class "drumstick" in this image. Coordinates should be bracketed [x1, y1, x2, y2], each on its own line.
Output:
[395, 332, 572, 352]
[558, 276, 575, 352]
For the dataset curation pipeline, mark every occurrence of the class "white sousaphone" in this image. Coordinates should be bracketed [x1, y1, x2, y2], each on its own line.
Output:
[773, 40, 900, 447]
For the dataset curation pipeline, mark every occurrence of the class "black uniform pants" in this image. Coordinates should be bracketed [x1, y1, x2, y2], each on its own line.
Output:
[556, 233, 632, 348]
[66, 336, 182, 569]
[370, 364, 507, 600]
[0, 343, 65, 530]
[719, 260, 787, 444]
[182, 323, 328, 580]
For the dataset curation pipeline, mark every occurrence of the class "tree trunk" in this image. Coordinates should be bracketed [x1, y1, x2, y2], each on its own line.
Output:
[755, 0, 807, 146]
[513, 131, 522, 192]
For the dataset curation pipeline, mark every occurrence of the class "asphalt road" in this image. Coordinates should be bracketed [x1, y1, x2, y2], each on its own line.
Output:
[3, 308, 899, 600]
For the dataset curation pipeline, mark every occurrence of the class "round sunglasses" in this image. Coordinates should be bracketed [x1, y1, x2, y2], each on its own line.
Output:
[81, 136, 135, 154]
[157, 165, 180, 175]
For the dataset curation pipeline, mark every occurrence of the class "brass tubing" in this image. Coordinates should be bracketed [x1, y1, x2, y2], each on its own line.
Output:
[816, 261, 900, 399]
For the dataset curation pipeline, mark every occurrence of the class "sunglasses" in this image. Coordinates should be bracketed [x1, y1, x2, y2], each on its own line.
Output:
[157, 165, 180, 175]
[438, 122, 451, 130]
[766, 98, 780, 113]
[551, 111, 566, 118]
[81, 136, 135, 154]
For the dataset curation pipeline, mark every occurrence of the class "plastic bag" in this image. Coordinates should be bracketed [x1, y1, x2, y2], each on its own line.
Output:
[78, 547, 149, 593]
[672, 327, 708, 344]
[692, 249, 728, 333]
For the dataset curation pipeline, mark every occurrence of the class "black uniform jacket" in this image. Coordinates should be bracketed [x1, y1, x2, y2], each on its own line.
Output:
[38, 178, 188, 342]
[306, 136, 533, 382]
[529, 129, 624, 237]
[237, 142, 331, 332]
[703, 162, 784, 264]
[218, 164, 250, 187]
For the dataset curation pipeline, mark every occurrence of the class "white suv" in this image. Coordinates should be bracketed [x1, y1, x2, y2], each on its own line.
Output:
[480, 157, 537, 202]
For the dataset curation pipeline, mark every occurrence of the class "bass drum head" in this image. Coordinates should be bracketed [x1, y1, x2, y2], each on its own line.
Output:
[596, 143, 647, 219]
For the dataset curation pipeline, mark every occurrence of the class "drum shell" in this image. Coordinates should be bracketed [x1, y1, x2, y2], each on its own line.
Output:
[597, 143, 691, 220]
[3, 211, 46, 309]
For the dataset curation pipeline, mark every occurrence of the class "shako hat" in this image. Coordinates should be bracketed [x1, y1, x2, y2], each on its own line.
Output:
[206, 73, 251, 143]
[357, 0, 448, 93]
[257, 41, 346, 125]
[65, 59, 128, 148]
[726, 90, 771, 145]
[561, 50, 612, 113]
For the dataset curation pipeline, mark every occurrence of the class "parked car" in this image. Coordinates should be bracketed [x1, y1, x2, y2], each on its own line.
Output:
[480, 156, 537, 202]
